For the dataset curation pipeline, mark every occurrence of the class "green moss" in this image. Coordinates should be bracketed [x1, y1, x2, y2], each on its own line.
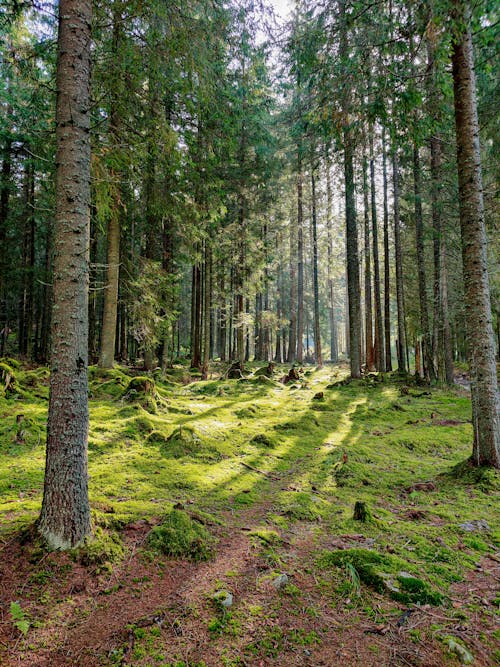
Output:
[250, 433, 275, 448]
[319, 549, 443, 605]
[75, 527, 124, 567]
[147, 509, 215, 561]
[123, 376, 158, 413]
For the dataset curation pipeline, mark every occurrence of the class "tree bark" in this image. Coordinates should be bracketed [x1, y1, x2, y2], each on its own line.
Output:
[393, 151, 407, 373]
[382, 130, 392, 371]
[39, 0, 92, 549]
[370, 132, 384, 371]
[413, 144, 436, 382]
[325, 153, 338, 363]
[296, 155, 304, 363]
[362, 147, 375, 371]
[451, 1, 500, 467]
[311, 168, 322, 367]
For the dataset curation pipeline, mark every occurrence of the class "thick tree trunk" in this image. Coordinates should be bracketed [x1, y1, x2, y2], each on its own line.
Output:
[451, 2, 500, 467]
[393, 151, 407, 373]
[39, 0, 92, 549]
[311, 169, 322, 367]
[382, 131, 392, 371]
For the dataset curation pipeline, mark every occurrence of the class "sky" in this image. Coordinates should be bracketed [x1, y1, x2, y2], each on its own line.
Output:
[269, 0, 292, 19]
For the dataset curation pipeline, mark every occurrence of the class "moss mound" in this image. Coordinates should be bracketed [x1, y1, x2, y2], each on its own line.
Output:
[320, 548, 443, 605]
[0, 361, 17, 396]
[123, 376, 158, 413]
[251, 433, 275, 448]
[147, 509, 215, 561]
[76, 527, 124, 568]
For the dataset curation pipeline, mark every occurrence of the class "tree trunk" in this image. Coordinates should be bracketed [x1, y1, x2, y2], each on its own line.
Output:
[451, 1, 500, 467]
[201, 244, 211, 379]
[325, 153, 338, 363]
[413, 144, 435, 382]
[288, 200, 297, 362]
[296, 156, 304, 364]
[362, 147, 375, 371]
[311, 168, 322, 367]
[382, 130, 392, 371]
[393, 151, 407, 373]
[370, 132, 384, 371]
[39, 0, 92, 549]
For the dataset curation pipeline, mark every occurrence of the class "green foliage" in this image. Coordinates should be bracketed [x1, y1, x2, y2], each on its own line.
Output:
[77, 529, 124, 569]
[320, 548, 443, 605]
[147, 509, 215, 561]
[10, 601, 30, 635]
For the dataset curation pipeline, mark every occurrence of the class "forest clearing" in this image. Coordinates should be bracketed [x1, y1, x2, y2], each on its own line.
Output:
[1, 0, 499, 665]
[0, 361, 499, 666]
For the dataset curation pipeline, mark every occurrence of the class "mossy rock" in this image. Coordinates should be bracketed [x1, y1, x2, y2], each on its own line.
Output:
[320, 548, 443, 605]
[160, 426, 201, 457]
[147, 509, 215, 561]
[123, 376, 157, 413]
[235, 406, 257, 418]
[254, 363, 275, 378]
[251, 433, 275, 448]
[252, 375, 281, 388]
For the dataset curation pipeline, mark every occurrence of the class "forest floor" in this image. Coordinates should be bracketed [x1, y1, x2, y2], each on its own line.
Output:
[0, 359, 499, 666]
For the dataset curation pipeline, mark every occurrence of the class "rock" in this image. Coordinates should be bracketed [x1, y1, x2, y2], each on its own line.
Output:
[447, 638, 474, 664]
[213, 590, 233, 608]
[459, 519, 490, 532]
[271, 573, 289, 589]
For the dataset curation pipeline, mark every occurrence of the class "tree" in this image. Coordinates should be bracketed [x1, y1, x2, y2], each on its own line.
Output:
[38, 0, 92, 548]
[450, 0, 500, 467]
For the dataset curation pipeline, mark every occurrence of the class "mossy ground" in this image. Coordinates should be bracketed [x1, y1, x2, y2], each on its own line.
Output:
[0, 360, 498, 666]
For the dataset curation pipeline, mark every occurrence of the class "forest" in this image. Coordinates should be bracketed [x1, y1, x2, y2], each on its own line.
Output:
[0, 0, 499, 665]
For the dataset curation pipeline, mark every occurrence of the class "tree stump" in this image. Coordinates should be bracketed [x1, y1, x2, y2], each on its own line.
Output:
[353, 501, 370, 522]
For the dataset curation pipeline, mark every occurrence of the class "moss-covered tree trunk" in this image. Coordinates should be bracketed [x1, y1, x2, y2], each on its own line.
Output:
[451, 1, 500, 467]
[39, 0, 92, 549]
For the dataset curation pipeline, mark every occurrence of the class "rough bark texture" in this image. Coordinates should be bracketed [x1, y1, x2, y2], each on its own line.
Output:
[382, 131, 392, 371]
[413, 145, 435, 382]
[325, 155, 338, 363]
[362, 150, 375, 371]
[451, 2, 500, 467]
[392, 152, 407, 373]
[38, 0, 92, 549]
[288, 202, 297, 363]
[98, 9, 123, 369]
[370, 134, 384, 372]
[296, 157, 304, 364]
[311, 169, 322, 367]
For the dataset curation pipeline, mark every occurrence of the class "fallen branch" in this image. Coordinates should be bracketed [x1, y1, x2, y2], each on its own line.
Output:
[240, 461, 280, 480]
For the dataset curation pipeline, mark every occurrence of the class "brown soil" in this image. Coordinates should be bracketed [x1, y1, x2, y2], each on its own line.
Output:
[0, 502, 498, 667]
